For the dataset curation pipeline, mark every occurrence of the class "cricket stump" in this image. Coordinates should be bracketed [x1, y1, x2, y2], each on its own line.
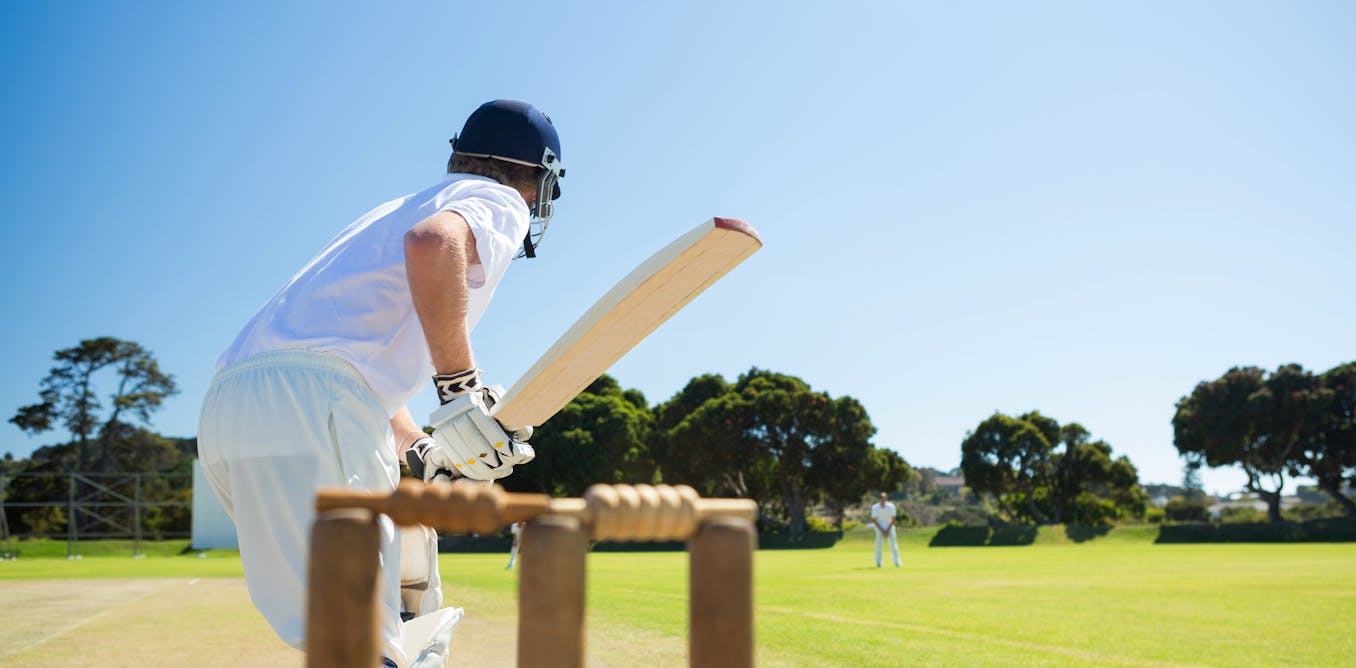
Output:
[306, 508, 382, 667]
[307, 481, 757, 668]
[517, 515, 587, 667]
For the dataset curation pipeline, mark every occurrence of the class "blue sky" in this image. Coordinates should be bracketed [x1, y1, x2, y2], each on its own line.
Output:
[2, 1, 1352, 496]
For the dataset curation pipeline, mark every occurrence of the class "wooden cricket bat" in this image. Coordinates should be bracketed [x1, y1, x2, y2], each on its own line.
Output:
[491, 217, 762, 432]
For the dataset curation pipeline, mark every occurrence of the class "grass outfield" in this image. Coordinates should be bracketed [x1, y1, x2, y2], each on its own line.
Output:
[1, 528, 1353, 666]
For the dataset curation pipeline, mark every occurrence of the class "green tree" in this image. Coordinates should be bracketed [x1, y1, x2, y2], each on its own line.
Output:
[695, 369, 831, 535]
[1, 428, 193, 536]
[656, 368, 900, 536]
[961, 411, 1144, 525]
[1303, 363, 1356, 517]
[1163, 495, 1211, 522]
[809, 398, 913, 528]
[650, 374, 751, 494]
[10, 337, 178, 473]
[504, 375, 655, 497]
[960, 411, 1060, 523]
[1173, 365, 1317, 522]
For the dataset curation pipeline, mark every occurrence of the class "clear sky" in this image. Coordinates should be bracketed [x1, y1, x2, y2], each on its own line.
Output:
[2, 1, 1352, 496]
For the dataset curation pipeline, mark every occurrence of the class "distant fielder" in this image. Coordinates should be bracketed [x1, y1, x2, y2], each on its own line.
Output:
[871, 492, 901, 568]
[505, 520, 524, 570]
[197, 100, 563, 666]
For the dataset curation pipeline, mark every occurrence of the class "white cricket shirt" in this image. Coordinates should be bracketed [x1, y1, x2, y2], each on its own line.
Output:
[871, 501, 897, 531]
[217, 174, 529, 417]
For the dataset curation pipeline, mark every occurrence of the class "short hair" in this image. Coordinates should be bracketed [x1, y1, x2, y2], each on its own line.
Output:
[448, 154, 540, 194]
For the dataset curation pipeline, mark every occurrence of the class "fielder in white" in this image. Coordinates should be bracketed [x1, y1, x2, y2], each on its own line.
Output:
[197, 100, 564, 667]
[870, 492, 901, 568]
[505, 521, 523, 570]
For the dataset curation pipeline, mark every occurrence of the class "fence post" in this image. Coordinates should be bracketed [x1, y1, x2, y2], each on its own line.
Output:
[0, 472, 10, 559]
[133, 473, 143, 558]
[67, 475, 77, 559]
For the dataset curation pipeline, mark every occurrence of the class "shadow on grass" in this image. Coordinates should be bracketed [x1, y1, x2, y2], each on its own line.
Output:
[1065, 524, 1112, 543]
[929, 525, 1038, 547]
[989, 525, 1038, 545]
[928, 525, 991, 547]
[929, 524, 1113, 546]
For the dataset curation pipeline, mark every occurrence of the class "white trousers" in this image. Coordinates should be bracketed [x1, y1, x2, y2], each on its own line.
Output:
[197, 350, 407, 661]
[874, 526, 900, 567]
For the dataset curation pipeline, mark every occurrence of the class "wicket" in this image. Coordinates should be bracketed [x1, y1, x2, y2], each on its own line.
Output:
[306, 480, 758, 668]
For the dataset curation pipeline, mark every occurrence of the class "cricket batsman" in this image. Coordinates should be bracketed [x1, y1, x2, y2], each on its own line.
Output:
[197, 99, 564, 666]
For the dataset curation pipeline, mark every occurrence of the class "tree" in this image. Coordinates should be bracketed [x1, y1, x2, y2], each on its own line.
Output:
[809, 398, 913, 528]
[655, 368, 896, 536]
[10, 337, 178, 473]
[1173, 365, 1316, 522]
[1303, 363, 1356, 516]
[1164, 495, 1211, 522]
[503, 375, 655, 497]
[960, 411, 1060, 523]
[658, 371, 813, 532]
[650, 373, 747, 493]
[961, 411, 1145, 525]
[1, 428, 194, 536]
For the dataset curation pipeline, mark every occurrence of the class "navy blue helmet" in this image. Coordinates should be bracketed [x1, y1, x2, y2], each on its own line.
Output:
[450, 100, 565, 257]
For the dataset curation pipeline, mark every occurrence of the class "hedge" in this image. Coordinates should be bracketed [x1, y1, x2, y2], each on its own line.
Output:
[1155, 517, 1356, 543]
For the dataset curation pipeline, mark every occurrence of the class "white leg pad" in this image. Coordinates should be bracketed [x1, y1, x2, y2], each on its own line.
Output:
[399, 525, 443, 618]
[400, 607, 464, 668]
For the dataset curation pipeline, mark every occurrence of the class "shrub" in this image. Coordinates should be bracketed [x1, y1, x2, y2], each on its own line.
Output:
[805, 516, 836, 533]
[937, 506, 990, 527]
[1218, 506, 1267, 524]
[1155, 518, 1356, 543]
[1164, 495, 1211, 523]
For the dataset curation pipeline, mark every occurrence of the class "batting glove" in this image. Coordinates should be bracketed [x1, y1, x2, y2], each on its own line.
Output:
[424, 369, 535, 481]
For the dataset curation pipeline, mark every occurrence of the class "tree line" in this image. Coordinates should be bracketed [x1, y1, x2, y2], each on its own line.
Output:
[5, 337, 189, 536]
[5, 338, 913, 537]
[503, 368, 912, 535]
[13, 338, 1344, 538]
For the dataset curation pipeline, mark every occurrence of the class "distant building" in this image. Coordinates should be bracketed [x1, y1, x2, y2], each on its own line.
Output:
[1207, 495, 1302, 519]
[934, 475, 965, 493]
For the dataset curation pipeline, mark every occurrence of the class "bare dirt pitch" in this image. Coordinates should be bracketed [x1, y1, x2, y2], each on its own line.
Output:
[0, 578, 527, 667]
[0, 576, 675, 666]
[0, 578, 300, 667]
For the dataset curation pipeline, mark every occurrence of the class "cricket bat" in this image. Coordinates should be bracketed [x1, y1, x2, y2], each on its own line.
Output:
[491, 217, 762, 432]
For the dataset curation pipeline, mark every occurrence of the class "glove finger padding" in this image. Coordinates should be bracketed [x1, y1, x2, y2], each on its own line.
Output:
[406, 436, 461, 483]
[503, 440, 535, 466]
[481, 384, 532, 442]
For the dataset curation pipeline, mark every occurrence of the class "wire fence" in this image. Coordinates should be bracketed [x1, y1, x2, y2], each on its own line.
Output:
[0, 471, 191, 559]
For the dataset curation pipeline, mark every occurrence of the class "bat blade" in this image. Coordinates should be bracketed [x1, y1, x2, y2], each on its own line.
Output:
[491, 217, 761, 431]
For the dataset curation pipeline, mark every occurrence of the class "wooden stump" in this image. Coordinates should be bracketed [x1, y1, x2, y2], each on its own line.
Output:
[689, 517, 755, 668]
[306, 508, 381, 668]
[518, 514, 587, 668]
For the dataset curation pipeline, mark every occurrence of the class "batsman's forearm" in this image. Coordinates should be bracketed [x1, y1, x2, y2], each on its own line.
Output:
[405, 212, 477, 374]
[390, 408, 423, 456]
